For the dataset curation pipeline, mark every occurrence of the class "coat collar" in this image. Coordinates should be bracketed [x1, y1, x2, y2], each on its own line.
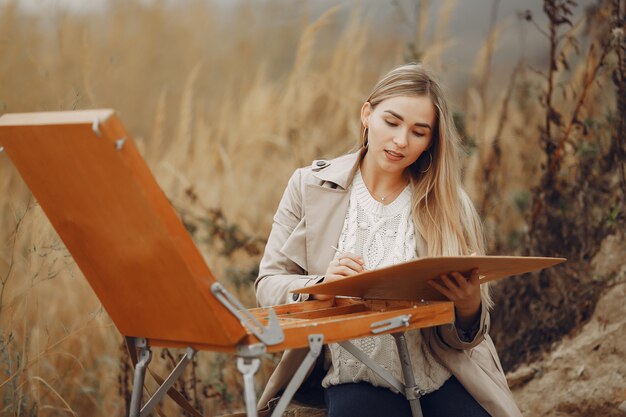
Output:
[311, 149, 364, 190]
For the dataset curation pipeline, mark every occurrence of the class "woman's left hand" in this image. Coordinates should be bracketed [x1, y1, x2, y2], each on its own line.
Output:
[427, 268, 481, 329]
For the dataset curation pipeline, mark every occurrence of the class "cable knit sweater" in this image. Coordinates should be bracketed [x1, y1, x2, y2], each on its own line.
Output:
[321, 169, 451, 394]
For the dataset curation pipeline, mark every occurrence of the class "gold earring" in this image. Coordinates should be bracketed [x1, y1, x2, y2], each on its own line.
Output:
[362, 127, 369, 149]
[419, 152, 433, 173]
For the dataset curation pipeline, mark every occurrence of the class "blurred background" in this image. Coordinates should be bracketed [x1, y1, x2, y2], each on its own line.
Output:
[0, 0, 624, 415]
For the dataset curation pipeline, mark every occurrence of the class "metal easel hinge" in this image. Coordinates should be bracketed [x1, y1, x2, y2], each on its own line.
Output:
[211, 282, 284, 346]
[370, 314, 412, 334]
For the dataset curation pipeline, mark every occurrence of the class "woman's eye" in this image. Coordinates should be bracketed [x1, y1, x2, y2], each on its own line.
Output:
[385, 120, 398, 127]
[413, 131, 426, 137]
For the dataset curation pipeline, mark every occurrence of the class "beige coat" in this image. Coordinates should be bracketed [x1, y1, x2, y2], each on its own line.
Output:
[255, 151, 522, 417]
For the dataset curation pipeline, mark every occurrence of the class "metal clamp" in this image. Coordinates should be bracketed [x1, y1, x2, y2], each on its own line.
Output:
[115, 137, 127, 150]
[370, 314, 411, 334]
[211, 282, 284, 346]
[92, 119, 101, 137]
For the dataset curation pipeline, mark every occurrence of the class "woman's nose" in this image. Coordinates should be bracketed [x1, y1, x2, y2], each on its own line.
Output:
[392, 131, 409, 147]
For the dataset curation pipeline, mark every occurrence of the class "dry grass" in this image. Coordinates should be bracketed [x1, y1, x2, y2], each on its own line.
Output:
[0, 0, 621, 415]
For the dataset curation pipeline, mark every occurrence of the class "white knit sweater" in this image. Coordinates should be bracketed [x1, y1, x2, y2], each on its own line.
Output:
[321, 170, 451, 394]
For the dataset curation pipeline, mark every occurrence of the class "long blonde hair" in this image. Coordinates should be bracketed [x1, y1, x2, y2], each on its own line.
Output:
[360, 63, 492, 308]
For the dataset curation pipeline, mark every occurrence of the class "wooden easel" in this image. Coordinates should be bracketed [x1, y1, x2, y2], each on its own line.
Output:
[0, 110, 459, 417]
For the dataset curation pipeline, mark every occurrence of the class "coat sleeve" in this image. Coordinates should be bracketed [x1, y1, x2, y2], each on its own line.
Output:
[435, 301, 490, 350]
[255, 168, 324, 307]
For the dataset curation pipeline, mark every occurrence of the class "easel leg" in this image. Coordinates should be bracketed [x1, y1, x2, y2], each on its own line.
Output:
[237, 343, 266, 417]
[140, 347, 196, 417]
[129, 338, 152, 417]
[392, 332, 424, 417]
[238, 357, 261, 417]
[270, 334, 324, 417]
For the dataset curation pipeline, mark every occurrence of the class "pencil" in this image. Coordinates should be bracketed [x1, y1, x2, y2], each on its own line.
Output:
[331, 245, 367, 271]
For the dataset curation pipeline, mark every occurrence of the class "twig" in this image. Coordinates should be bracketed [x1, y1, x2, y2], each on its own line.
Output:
[31, 376, 79, 417]
[550, 39, 612, 172]
[0, 196, 34, 315]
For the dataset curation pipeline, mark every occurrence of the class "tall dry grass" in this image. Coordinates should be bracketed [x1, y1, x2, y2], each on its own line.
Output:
[0, 0, 622, 415]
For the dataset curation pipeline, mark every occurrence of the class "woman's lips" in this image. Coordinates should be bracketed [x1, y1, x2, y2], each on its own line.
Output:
[384, 149, 404, 161]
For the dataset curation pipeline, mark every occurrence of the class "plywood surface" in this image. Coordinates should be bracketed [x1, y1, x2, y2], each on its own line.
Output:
[0, 110, 246, 347]
[293, 256, 566, 301]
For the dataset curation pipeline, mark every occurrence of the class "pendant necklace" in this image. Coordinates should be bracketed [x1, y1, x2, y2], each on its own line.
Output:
[368, 180, 408, 202]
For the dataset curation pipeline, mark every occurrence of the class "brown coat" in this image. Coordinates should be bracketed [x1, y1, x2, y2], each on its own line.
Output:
[255, 151, 522, 417]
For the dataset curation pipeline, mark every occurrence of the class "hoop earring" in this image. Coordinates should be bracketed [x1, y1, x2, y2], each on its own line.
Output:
[362, 127, 369, 149]
[419, 152, 433, 173]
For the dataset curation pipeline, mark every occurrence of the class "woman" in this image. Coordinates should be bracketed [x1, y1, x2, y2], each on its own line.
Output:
[255, 64, 522, 417]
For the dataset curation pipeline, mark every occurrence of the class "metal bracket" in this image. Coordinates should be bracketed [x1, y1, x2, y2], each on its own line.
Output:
[370, 314, 411, 334]
[92, 119, 101, 137]
[211, 282, 284, 346]
[115, 137, 127, 150]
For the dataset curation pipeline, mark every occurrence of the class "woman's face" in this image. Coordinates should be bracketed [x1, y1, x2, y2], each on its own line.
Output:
[361, 95, 436, 176]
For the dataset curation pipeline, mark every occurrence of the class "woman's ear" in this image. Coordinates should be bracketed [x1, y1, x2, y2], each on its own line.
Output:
[360, 102, 372, 128]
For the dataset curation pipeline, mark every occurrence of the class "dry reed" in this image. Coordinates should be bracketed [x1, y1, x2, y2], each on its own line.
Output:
[0, 0, 622, 415]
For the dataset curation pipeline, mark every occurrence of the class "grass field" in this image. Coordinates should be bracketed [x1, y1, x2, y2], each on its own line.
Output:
[0, 0, 622, 415]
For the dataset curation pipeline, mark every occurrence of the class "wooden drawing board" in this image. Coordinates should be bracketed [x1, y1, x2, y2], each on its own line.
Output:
[293, 256, 566, 301]
[0, 110, 247, 348]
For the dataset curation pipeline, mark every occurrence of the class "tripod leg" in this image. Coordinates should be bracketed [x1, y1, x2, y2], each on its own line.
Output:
[237, 356, 261, 417]
[392, 332, 424, 417]
[129, 338, 152, 417]
[270, 334, 324, 417]
[236, 343, 268, 417]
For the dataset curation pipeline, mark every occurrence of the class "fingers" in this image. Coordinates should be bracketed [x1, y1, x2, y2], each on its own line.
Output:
[337, 256, 365, 273]
[427, 279, 455, 300]
[338, 252, 364, 266]
[328, 253, 364, 273]
[325, 253, 366, 282]
[427, 269, 480, 302]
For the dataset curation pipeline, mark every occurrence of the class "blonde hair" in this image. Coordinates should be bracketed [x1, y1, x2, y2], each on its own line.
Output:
[360, 63, 492, 309]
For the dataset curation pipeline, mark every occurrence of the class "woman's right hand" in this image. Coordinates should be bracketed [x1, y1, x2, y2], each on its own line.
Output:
[314, 252, 366, 301]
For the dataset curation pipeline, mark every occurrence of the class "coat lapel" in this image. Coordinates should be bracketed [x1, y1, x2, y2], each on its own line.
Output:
[304, 184, 350, 274]
[303, 151, 362, 275]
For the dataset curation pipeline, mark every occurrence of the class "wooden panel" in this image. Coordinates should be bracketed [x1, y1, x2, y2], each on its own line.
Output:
[0, 110, 246, 347]
[294, 256, 566, 301]
[245, 301, 454, 352]
[149, 301, 455, 353]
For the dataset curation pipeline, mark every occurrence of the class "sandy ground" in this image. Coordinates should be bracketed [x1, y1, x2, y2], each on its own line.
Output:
[509, 232, 626, 416]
